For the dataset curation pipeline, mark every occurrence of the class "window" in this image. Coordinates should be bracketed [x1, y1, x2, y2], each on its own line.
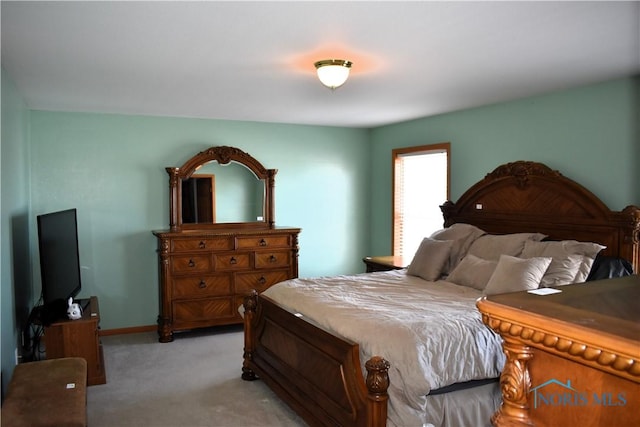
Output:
[393, 143, 450, 258]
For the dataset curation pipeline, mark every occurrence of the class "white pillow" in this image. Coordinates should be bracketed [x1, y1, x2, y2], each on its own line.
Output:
[467, 232, 547, 261]
[522, 240, 606, 285]
[564, 241, 606, 283]
[446, 254, 498, 291]
[407, 238, 454, 281]
[429, 223, 486, 274]
[483, 255, 552, 296]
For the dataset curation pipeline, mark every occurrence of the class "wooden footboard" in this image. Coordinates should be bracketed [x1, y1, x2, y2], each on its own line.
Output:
[242, 291, 390, 427]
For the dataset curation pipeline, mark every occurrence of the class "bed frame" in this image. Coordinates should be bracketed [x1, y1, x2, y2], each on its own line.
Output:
[242, 161, 639, 427]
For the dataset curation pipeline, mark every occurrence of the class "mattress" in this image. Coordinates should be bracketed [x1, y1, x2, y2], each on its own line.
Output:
[262, 269, 505, 427]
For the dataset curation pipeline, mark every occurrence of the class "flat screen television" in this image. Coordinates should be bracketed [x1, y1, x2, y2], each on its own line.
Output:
[37, 208, 83, 314]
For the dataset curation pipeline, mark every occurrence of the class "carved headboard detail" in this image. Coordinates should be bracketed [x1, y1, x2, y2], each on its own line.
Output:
[441, 161, 639, 273]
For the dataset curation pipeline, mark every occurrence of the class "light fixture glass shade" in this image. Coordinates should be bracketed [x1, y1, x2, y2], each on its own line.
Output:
[314, 59, 352, 89]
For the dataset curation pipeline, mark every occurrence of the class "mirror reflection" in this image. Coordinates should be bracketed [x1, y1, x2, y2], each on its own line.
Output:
[181, 161, 265, 224]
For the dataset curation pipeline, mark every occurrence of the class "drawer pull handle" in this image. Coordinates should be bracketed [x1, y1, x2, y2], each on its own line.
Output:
[269, 255, 277, 263]
[199, 241, 206, 249]
[188, 259, 196, 267]
[258, 276, 266, 285]
[259, 239, 267, 246]
[230, 256, 237, 265]
[199, 280, 207, 289]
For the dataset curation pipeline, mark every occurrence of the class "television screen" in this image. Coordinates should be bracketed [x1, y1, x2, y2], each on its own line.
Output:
[37, 208, 82, 308]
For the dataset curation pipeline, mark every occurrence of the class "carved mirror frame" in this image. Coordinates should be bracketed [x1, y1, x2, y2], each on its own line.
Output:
[167, 146, 276, 231]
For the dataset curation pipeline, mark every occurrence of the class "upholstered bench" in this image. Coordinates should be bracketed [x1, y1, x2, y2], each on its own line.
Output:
[2, 357, 87, 427]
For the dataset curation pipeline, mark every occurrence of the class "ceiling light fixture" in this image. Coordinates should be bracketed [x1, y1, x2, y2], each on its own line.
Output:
[314, 59, 353, 90]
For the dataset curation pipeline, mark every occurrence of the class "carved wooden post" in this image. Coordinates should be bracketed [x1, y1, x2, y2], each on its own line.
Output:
[166, 167, 180, 232]
[365, 356, 390, 427]
[266, 169, 277, 228]
[157, 237, 173, 342]
[291, 233, 299, 278]
[492, 336, 534, 427]
[620, 205, 640, 273]
[241, 290, 258, 381]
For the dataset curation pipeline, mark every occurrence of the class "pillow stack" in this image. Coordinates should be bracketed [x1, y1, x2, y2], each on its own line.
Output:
[447, 232, 549, 294]
[406, 223, 607, 295]
[521, 240, 606, 286]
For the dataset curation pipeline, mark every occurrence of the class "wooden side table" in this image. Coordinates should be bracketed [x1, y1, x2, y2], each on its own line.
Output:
[44, 296, 106, 385]
[362, 256, 408, 273]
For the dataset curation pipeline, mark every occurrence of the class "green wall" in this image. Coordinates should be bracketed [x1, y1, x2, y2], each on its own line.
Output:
[1, 68, 32, 395]
[369, 77, 640, 255]
[28, 112, 371, 330]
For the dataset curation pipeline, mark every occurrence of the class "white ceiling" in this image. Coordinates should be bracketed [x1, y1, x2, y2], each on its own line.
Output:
[2, 1, 639, 128]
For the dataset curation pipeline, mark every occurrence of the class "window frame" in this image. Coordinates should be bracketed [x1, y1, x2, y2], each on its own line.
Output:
[392, 142, 451, 256]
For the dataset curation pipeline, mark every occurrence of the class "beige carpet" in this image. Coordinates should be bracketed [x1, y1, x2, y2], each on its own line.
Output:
[87, 326, 307, 427]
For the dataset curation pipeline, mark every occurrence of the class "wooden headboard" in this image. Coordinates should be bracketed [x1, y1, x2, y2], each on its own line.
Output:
[441, 161, 640, 273]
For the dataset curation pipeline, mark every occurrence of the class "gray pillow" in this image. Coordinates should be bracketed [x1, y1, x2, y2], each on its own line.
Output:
[483, 255, 552, 295]
[446, 254, 498, 290]
[407, 238, 454, 281]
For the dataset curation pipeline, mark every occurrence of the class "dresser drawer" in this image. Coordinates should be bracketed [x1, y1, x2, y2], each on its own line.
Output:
[172, 298, 235, 322]
[171, 255, 212, 274]
[236, 235, 291, 249]
[171, 237, 233, 252]
[172, 275, 232, 298]
[255, 251, 291, 269]
[214, 253, 250, 270]
[235, 270, 291, 294]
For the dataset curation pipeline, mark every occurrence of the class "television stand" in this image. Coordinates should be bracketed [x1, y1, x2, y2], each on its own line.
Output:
[44, 296, 106, 385]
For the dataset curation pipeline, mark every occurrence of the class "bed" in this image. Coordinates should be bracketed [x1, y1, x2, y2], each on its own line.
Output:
[241, 160, 640, 427]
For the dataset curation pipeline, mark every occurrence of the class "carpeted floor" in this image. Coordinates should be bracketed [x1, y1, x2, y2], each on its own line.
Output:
[87, 326, 307, 427]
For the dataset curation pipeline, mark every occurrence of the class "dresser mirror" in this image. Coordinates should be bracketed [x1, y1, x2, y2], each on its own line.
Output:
[166, 146, 276, 231]
[182, 162, 264, 224]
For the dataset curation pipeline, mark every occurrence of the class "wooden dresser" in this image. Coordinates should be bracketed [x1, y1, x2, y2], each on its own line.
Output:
[154, 227, 299, 342]
[477, 275, 640, 427]
[154, 145, 300, 342]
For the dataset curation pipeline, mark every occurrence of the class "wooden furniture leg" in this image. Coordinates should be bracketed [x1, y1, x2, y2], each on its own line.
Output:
[492, 336, 534, 427]
[242, 291, 258, 381]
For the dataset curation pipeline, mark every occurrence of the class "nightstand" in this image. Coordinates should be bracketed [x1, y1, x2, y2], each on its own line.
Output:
[362, 256, 408, 273]
[43, 296, 106, 385]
